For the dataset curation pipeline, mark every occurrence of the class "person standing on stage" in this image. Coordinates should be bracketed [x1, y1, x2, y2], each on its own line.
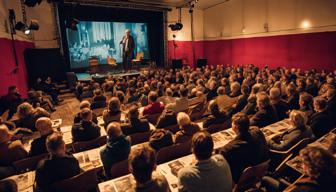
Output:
[120, 29, 135, 72]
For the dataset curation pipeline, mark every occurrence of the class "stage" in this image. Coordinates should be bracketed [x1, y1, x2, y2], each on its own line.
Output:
[76, 70, 142, 82]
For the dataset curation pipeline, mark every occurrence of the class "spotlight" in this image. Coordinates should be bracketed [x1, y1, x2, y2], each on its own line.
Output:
[24, 0, 43, 7]
[66, 18, 79, 31]
[14, 21, 27, 31]
[169, 22, 183, 31]
[29, 19, 39, 30]
[24, 29, 31, 35]
[15, 20, 40, 35]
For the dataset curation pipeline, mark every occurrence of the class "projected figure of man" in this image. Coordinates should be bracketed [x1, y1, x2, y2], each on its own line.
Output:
[120, 29, 135, 72]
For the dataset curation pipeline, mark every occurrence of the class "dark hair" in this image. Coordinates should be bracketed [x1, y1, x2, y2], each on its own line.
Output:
[129, 145, 156, 184]
[232, 112, 250, 133]
[80, 108, 92, 120]
[128, 105, 139, 119]
[46, 133, 64, 153]
[192, 131, 214, 160]
[148, 91, 158, 102]
[0, 179, 17, 192]
[179, 86, 188, 97]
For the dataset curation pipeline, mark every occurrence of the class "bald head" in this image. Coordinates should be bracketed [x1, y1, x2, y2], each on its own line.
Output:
[35, 117, 53, 136]
[107, 122, 122, 138]
[0, 124, 12, 143]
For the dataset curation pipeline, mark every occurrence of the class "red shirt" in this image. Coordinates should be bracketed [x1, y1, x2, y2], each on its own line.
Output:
[143, 102, 165, 116]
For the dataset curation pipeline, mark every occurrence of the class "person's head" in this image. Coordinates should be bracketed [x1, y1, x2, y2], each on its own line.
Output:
[46, 133, 66, 156]
[192, 131, 214, 161]
[269, 87, 281, 101]
[125, 29, 131, 37]
[79, 100, 91, 110]
[128, 105, 139, 119]
[230, 82, 241, 94]
[8, 86, 18, 95]
[327, 88, 336, 101]
[35, 117, 53, 136]
[116, 91, 125, 104]
[17, 102, 34, 118]
[241, 84, 250, 95]
[177, 112, 191, 129]
[106, 122, 123, 139]
[289, 110, 307, 128]
[299, 92, 313, 108]
[256, 92, 271, 110]
[165, 88, 173, 97]
[208, 100, 221, 117]
[217, 86, 226, 96]
[299, 146, 336, 182]
[251, 84, 261, 94]
[286, 83, 297, 96]
[313, 96, 327, 112]
[80, 108, 93, 122]
[148, 91, 158, 103]
[0, 124, 13, 144]
[108, 97, 121, 112]
[0, 179, 18, 192]
[179, 86, 188, 98]
[128, 145, 156, 184]
[94, 89, 102, 96]
[231, 112, 250, 135]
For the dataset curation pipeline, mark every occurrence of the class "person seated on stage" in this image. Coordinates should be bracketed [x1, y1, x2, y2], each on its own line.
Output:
[15, 102, 50, 132]
[166, 86, 189, 113]
[35, 133, 80, 192]
[250, 92, 278, 128]
[217, 113, 269, 183]
[71, 108, 101, 142]
[0, 179, 17, 192]
[0, 124, 28, 166]
[270, 87, 289, 121]
[203, 100, 229, 130]
[73, 100, 98, 124]
[100, 122, 131, 179]
[128, 145, 171, 192]
[299, 92, 314, 118]
[178, 131, 232, 192]
[29, 117, 54, 157]
[174, 112, 200, 144]
[286, 83, 300, 110]
[268, 110, 314, 151]
[92, 89, 106, 103]
[157, 88, 176, 105]
[121, 105, 150, 135]
[142, 91, 165, 116]
[308, 96, 334, 139]
[103, 97, 122, 126]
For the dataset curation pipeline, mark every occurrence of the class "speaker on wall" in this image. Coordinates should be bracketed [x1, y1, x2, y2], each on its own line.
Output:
[197, 59, 207, 68]
[172, 59, 183, 69]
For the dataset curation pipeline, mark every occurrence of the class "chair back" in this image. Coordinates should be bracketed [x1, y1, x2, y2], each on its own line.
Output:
[110, 159, 130, 179]
[162, 124, 180, 134]
[233, 159, 270, 192]
[72, 136, 107, 153]
[145, 113, 161, 125]
[51, 168, 98, 192]
[205, 120, 231, 134]
[12, 153, 48, 173]
[156, 141, 192, 164]
[129, 131, 151, 145]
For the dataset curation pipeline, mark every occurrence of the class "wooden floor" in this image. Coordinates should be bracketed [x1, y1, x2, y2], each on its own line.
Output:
[51, 92, 80, 126]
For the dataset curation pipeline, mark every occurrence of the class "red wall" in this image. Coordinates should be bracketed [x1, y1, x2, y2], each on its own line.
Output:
[168, 31, 336, 71]
[167, 40, 204, 68]
[0, 38, 35, 97]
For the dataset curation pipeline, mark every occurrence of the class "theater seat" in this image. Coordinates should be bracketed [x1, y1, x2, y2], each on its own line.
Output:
[12, 153, 49, 173]
[72, 136, 107, 153]
[156, 141, 192, 164]
[129, 131, 151, 145]
[110, 159, 129, 179]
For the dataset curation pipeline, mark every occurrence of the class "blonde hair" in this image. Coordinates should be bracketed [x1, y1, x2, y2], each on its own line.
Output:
[17, 102, 34, 118]
[0, 124, 11, 143]
[289, 110, 307, 128]
[35, 117, 53, 135]
[177, 112, 191, 127]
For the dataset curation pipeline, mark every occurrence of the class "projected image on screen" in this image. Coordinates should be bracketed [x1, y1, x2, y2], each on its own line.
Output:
[66, 21, 149, 69]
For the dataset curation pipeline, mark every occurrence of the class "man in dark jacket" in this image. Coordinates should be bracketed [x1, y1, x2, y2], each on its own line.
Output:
[326, 88, 336, 125]
[121, 105, 150, 135]
[308, 97, 334, 138]
[100, 122, 131, 178]
[29, 117, 54, 157]
[270, 88, 289, 120]
[35, 133, 80, 192]
[71, 108, 101, 142]
[218, 113, 270, 182]
[250, 92, 278, 128]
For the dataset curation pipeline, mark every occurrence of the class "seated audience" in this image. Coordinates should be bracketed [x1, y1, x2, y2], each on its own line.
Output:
[308, 96, 334, 138]
[231, 84, 249, 114]
[158, 88, 176, 105]
[149, 129, 174, 151]
[29, 117, 54, 157]
[178, 131, 232, 192]
[73, 100, 98, 124]
[121, 105, 150, 135]
[203, 100, 228, 129]
[103, 97, 122, 126]
[128, 145, 171, 192]
[71, 108, 101, 142]
[216, 86, 236, 111]
[268, 110, 314, 151]
[218, 113, 269, 182]
[0, 124, 28, 166]
[299, 92, 314, 118]
[286, 84, 300, 110]
[15, 102, 50, 132]
[166, 86, 189, 113]
[174, 112, 200, 144]
[206, 80, 218, 101]
[92, 89, 106, 103]
[0, 179, 17, 192]
[143, 91, 165, 116]
[241, 84, 261, 115]
[35, 133, 80, 192]
[100, 122, 131, 178]
[326, 87, 336, 125]
[270, 87, 289, 120]
[250, 92, 278, 128]
[229, 81, 241, 98]
[305, 77, 318, 97]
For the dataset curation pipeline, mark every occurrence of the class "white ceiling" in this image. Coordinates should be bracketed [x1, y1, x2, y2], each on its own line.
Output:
[129, 0, 231, 10]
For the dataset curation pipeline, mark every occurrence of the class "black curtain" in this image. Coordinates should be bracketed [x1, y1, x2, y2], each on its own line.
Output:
[57, 4, 165, 71]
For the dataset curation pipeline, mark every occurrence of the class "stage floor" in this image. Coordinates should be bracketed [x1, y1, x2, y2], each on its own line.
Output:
[76, 71, 142, 81]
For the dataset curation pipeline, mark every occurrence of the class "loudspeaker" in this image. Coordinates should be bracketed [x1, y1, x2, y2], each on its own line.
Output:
[197, 59, 207, 68]
[172, 59, 183, 69]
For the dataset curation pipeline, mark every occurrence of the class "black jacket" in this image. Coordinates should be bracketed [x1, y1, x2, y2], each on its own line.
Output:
[250, 105, 278, 128]
[308, 110, 334, 139]
[35, 153, 80, 192]
[218, 127, 270, 182]
[121, 118, 150, 135]
[287, 94, 300, 110]
[29, 133, 52, 157]
[71, 120, 101, 142]
[271, 99, 289, 120]
[73, 112, 98, 124]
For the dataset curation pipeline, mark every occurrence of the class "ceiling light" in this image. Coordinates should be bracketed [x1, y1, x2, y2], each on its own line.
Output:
[301, 20, 311, 29]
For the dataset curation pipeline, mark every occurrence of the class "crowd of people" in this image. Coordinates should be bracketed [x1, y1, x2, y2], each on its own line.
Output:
[0, 64, 336, 192]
